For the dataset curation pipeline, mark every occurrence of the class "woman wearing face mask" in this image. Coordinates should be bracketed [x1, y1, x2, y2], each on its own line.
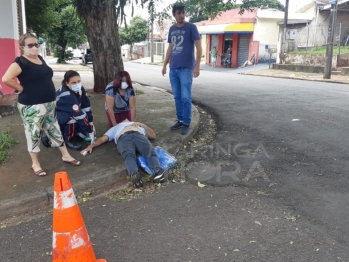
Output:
[55, 70, 95, 151]
[105, 70, 136, 127]
[1, 33, 81, 177]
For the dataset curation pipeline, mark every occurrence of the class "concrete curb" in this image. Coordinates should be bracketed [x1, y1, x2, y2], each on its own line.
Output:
[51, 68, 93, 72]
[0, 166, 126, 221]
[239, 72, 349, 85]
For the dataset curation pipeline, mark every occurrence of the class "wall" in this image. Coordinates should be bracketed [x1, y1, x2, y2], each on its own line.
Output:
[335, 11, 349, 23]
[273, 63, 325, 73]
[285, 53, 338, 69]
[254, 18, 280, 60]
[300, 4, 315, 15]
[338, 53, 349, 67]
[201, 34, 207, 63]
[254, 18, 279, 46]
[316, 10, 330, 28]
[0, 0, 20, 94]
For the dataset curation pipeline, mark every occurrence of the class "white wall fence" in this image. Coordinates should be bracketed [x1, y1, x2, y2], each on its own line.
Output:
[145, 42, 168, 61]
[285, 22, 349, 53]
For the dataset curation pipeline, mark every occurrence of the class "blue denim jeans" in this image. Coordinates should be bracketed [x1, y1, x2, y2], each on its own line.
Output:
[169, 68, 193, 126]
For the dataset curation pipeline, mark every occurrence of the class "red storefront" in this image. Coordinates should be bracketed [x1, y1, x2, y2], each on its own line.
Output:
[196, 9, 260, 68]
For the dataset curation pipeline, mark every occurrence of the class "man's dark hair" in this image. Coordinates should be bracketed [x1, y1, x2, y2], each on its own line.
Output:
[172, 1, 185, 16]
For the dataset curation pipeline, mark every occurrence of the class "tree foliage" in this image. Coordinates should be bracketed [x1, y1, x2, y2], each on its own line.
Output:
[167, 0, 284, 23]
[119, 16, 148, 59]
[25, 0, 68, 35]
[183, 0, 239, 23]
[238, 0, 285, 13]
[47, 4, 86, 63]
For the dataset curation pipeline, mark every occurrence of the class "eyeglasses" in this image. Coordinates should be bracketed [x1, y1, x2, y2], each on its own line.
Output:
[25, 43, 40, 48]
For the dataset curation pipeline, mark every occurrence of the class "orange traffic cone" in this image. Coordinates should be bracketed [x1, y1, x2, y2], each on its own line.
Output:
[52, 171, 106, 262]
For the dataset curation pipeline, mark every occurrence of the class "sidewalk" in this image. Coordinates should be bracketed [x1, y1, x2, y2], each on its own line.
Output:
[0, 66, 200, 221]
[240, 67, 349, 84]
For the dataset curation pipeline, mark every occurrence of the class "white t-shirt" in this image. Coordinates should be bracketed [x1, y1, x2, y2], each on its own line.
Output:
[104, 122, 146, 144]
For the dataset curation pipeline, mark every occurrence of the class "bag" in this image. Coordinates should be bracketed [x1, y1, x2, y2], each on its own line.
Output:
[137, 146, 178, 175]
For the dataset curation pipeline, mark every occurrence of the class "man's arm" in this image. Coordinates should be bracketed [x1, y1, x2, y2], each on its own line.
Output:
[193, 39, 202, 78]
[133, 122, 156, 140]
[80, 135, 109, 155]
[162, 44, 173, 76]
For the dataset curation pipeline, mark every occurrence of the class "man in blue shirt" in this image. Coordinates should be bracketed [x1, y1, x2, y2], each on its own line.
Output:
[80, 120, 166, 188]
[162, 1, 202, 135]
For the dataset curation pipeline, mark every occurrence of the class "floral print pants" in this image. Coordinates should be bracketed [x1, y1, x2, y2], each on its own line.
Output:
[17, 101, 64, 152]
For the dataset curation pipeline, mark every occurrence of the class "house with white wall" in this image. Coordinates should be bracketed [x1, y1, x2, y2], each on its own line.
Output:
[255, 9, 313, 60]
[278, 0, 349, 55]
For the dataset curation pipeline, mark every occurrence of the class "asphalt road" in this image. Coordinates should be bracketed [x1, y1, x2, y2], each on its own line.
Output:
[125, 62, 349, 254]
[1, 62, 349, 261]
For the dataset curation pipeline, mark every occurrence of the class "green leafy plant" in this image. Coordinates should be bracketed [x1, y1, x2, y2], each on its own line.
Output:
[0, 130, 19, 165]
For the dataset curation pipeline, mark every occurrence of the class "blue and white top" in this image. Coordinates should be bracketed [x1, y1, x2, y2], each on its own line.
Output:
[104, 81, 135, 113]
[56, 85, 93, 134]
[104, 122, 146, 144]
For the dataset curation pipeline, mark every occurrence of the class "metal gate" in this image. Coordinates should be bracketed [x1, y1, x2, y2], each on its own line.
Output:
[237, 34, 250, 67]
[210, 35, 219, 62]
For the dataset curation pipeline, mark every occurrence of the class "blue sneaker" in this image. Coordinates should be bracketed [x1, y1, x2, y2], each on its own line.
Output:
[180, 125, 189, 135]
[170, 121, 184, 130]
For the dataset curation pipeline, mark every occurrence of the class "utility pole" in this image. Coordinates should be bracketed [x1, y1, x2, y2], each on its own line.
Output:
[323, 0, 338, 79]
[281, 0, 289, 54]
[150, 6, 154, 64]
[151, 21, 154, 63]
[147, 21, 150, 56]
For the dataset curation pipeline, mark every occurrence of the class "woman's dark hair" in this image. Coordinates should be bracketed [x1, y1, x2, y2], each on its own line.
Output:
[113, 71, 132, 89]
[62, 70, 80, 86]
[172, 2, 185, 16]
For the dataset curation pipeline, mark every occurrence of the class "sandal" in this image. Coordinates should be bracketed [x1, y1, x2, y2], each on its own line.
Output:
[63, 159, 81, 166]
[31, 167, 47, 176]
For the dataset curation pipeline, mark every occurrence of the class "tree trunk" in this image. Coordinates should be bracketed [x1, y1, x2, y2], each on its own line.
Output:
[77, 2, 124, 93]
[130, 44, 133, 60]
[57, 40, 67, 63]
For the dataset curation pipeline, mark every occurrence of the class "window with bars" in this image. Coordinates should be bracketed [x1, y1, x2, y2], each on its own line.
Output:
[17, 0, 23, 36]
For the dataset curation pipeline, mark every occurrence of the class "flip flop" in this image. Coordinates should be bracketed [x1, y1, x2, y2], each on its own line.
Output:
[63, 159, 81, 166]
[31, 168, 47, 176]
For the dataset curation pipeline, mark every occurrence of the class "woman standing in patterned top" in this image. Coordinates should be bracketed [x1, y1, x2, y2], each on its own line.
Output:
[2, 33, 81, 177]
[105, 71, 136, 127]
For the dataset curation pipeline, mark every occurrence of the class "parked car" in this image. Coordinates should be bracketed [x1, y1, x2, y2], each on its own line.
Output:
[83, 49, 93, 64]
[72, 49, 83, 59]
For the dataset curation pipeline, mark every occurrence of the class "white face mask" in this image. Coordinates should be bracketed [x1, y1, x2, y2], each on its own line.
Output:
[121, 82, 128, 90]
[71, 83, 82, 92]
[23, 46, 39, 56]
